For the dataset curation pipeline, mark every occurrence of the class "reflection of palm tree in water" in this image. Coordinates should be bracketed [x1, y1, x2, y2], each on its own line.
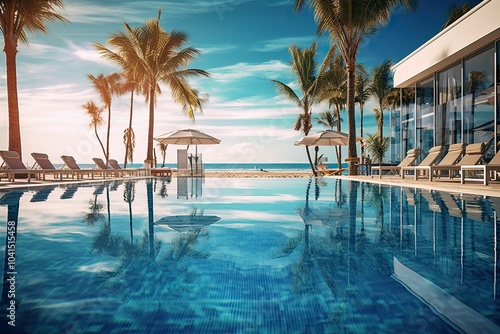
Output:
[0, 190, 41, 333]
[123, 181, 136, 244]
[277, 179, 390, 324]
[85, 198, 105, 227]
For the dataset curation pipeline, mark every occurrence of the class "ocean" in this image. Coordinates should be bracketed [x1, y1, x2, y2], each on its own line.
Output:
[131, 162, 341, 171]
[52, 162, 344, 171]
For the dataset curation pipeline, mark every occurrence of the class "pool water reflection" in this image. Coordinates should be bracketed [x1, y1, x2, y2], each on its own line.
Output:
[0, 177, 499, 333]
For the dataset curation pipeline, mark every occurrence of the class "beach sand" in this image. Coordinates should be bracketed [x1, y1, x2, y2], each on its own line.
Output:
[199, 171, 314, 178]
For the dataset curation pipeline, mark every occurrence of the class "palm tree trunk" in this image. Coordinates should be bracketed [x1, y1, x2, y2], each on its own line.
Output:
[5, 42, 22, 156]
[347, 64, 358, 175]
[94, 126, 107, 160]
[124, 91, 134, 168]
[105, 105, 111, 166]
[305, 146, 317, 177]
[360, 102, 364, 157]
[146, 88, 155, 166]
[380, 110, 384, 139]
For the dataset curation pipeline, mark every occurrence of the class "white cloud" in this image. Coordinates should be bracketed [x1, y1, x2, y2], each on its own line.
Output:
[209, 60, 290, 83]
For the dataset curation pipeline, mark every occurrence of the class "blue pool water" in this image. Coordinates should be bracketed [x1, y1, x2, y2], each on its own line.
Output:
[0, 177, 499, 333]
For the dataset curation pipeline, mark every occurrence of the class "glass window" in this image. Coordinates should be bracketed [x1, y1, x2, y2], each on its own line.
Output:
[497, 41, 500, 153]
[436, 63, 462, 146]
[401, 88, 415, 156]
[463, 46, 495, 154]
[416, 77, 434, 154]
[390, 109, 401, 163]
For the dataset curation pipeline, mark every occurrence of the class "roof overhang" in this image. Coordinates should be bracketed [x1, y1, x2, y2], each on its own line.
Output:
[392, 0, 500, 88]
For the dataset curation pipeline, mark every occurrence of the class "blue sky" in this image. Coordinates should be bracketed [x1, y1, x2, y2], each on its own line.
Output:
[0, 0, 482, 165]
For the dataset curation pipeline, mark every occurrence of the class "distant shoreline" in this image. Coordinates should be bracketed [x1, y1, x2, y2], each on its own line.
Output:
[196, 171, 314, 178]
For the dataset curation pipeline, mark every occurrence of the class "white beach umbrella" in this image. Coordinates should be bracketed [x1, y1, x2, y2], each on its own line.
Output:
[295, 130, 362, 147]
[154, 128, 221, 146]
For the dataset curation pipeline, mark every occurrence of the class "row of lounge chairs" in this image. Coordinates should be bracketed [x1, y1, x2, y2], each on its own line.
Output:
[372, 141, 500, 185]
[0, 150, 150, 183]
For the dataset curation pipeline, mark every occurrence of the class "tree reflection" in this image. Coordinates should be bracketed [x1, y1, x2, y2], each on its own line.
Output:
[277, 179, 403, 325]
[92, 179, 210, 315]
[84, 193, 105, 227]
[0, 190, 42, 333]
[123, 180, 136, 244]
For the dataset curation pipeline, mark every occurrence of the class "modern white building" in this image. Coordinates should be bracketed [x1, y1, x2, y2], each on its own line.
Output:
[390, 0, 500, 163]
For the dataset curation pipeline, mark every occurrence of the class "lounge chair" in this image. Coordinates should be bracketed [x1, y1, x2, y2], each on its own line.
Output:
[60, 155, 99, 180]
[108, 159, 146, 177]
[461, 142, 500, 185]
[371, 148, 421, 178]
[92, 158, 115, 178]
[316, 164, 346, 176]
[31, 152, 71, 180]
[401, 145, 445, 179]
[411, 143, 465, 181]
[430, 142, 488, 181]
[0, 150, 31, 182]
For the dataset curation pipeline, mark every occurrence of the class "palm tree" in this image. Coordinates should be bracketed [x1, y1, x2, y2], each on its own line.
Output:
[355, 64, 371, 158]
[87, 72, 121, 166]
[271, 42, 326, 175]
[441, 2, 472, 31]
[0, 0, 68, 156]
[94, 10, 210, 167]
[318, 52, 347, 168]
[116, 72, 141, 168]
[82, 100, 107, 160]
[122, 127, 135, 165]
[373, 107, 383, 138]
[294, 0, 418, 175]
[315, 110, 339, 130]
[158, 142, 167, 167]
[315, 110, 341, 165]
[364, 133, 390, 169]
[370, 60, 393, 138]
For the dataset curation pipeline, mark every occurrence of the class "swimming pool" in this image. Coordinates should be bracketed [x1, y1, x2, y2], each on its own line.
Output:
[0, 177, 499, 333]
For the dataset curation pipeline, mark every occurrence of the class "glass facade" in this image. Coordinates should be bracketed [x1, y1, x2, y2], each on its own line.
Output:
[393, 42, 498, 163]
[436, 63, 462, 147]
[401, 88, 415, 158]
[463, 46, 495, 150]
[497, 40, 500, 147]
[416, 77, 434, 157]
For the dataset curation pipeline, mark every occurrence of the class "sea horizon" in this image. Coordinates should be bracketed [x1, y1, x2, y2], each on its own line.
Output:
[52, 162, 345, 172]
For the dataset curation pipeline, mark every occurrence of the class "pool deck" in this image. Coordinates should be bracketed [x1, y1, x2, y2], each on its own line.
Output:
[0, 171, 499, 198]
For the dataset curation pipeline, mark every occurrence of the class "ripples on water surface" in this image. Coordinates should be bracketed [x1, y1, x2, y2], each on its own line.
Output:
[0, 177, 499, 333]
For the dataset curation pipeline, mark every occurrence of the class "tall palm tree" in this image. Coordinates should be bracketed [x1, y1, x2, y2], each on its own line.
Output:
[294, 0, 417, 175]
[158, 142, 167, 167]
[0, 0, 68, 156]
[315, 109, 344, 168]
[82, 100, 107, 160]
[122, 127, 135, 165]
[272, 42, 332, 175]
[317, 52, 347, 168]
[116, 72, 141, 168]
[441, 2, 472, 31]
[315, 110, 340, 130]
[94, 10, 210, 166]
[370, 60, 393, 138]
[373, 107, 383, 136]
[355, 64, 371, 157]
[87, 73, 121, 165]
